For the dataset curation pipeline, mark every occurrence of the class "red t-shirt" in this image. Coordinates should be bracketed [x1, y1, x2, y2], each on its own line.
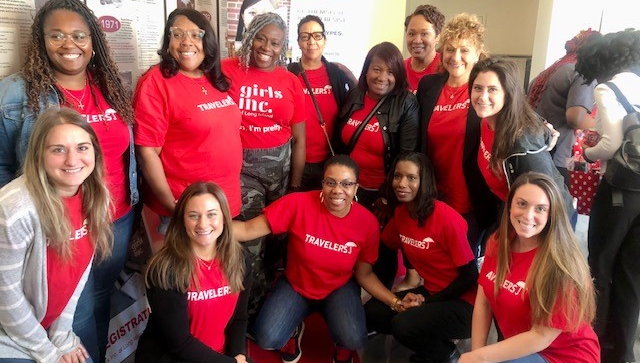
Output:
[62, 84, 131, 220]
[134, 65, 243, 217]
[382, 202, 476, 305]
[297, 64, 340, 163]
[405, 54, 441, 93]
[479, 236, 600, 363]
[187, 259, 239, 353]
[264, 191, 379, 299]
[42, 190, 94, 329]
[341, 94, 385, 189]
[426, 85, 472, 213]
[478, 119, 509, 201]
[221, 58, 306, 149]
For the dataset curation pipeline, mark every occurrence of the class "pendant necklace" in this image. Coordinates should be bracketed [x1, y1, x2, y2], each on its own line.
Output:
[199, 258, 214, 271]
[445, 84, 465, 100]
[190, 74, 208, 95]
[58, 78, 88, 110]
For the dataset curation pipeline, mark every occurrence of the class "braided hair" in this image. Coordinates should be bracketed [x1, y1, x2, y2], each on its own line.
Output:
[237, 12, 288, 70]
[22, 0, 134, 124]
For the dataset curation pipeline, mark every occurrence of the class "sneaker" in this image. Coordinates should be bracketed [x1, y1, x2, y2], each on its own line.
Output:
[333, 346, 353, 363]
[280, 322, 304, 363]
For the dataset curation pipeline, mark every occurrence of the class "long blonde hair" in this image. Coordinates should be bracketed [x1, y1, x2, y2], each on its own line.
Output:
[494, 173, 595, 330]
[23, 107, 113, 261]
[145, 182, 245, 293]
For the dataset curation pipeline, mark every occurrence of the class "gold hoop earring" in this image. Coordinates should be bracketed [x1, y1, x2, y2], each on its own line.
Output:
[319, 191, 324, 204]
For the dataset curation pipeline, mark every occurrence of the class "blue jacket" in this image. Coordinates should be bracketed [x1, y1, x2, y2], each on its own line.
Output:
[0, 73, 139, 205]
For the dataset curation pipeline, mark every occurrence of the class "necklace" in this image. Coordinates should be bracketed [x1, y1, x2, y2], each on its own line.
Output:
[198, 258, 215, 270]
[58, 78, 88, 110]
[188, 74, 208, 95]
[444, 83, 466, 100]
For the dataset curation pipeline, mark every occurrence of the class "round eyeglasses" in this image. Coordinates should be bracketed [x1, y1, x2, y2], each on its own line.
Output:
[169, 27, 205, 42]
[45, 31, 91, 47]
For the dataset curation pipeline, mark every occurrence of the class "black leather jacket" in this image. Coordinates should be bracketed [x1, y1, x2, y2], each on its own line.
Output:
[335, 87, 419, 177]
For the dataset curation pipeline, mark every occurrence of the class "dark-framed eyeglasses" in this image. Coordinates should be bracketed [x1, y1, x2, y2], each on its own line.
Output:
[298, 32, 325, 42]
[45, 31, 91, 47]
[169, 27, 205, 42]
[322, 179, 357, 189]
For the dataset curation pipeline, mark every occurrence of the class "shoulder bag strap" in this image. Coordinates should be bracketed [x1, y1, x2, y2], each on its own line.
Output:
[299, 65, 335, 156]
[345, 95, 387, 155]
[605, 81, 636, 114]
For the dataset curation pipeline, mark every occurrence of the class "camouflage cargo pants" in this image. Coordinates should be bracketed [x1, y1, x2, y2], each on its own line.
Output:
[240, 142, 291, 323]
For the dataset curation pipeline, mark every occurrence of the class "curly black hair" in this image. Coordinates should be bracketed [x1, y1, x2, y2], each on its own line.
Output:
[576, 29, 640, 84]
[22, 0, 134, 124]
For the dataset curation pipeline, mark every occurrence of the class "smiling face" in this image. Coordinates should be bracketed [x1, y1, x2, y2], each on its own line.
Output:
[297, 20, 325, 64]
[366, 56, 396, 99]
[405, 15, 438, 63]
[392, 160, 420, 204]
[43, 9, 93, 80]
[441, 38, 480, 83]
[509, 183, 550, 247]
[168, 15, 205, 77]
[322, 164, 358, 217]
[250, 23, 284, 71]
[44, 123, 95, 197]
[471, 70, 505, 126]
[184, 193, 224, 258]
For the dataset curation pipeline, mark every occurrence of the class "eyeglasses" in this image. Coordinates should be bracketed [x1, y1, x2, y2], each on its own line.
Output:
[169, 27, 205, 42]
[298, 32, 325, 42]
[322, 179, 357, 189]
[45, 31, 91, 47]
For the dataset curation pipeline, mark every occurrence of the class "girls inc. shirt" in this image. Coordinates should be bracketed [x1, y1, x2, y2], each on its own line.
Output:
[222, 58, 306, 149]
[187, 259, 239, 353]
[297, 64, 339, 163]
[341, 94, 385, 189]
[426, 84, 472, 214]
[42, 190, 93, 329]
[479, 236, 600, 363]
[264, 191, 379, 299]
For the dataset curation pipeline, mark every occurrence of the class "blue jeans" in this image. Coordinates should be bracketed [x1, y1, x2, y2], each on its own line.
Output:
[253, 276, 367, 350]
[501, 353, 548, 363]
[73, 208, 135, 363]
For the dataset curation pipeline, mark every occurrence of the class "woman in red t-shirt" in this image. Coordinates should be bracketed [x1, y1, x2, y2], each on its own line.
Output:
[136, 182, 251, 363]
[134, 9, 243, 221]
[364, 152, 478, 363]
[404, 5, 445, 93]
[460, 173, 599, 363]
[0, 108, 112, 363]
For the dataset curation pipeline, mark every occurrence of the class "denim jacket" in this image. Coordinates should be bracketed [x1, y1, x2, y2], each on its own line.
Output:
[0, 73, 139, 205]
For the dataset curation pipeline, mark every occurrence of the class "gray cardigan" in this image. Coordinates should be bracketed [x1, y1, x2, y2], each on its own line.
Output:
[0, 176, 90, 363]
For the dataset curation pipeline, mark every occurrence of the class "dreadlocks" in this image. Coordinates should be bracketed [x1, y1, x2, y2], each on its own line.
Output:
[21, 0, 134, 124]
[236, 12, 288, 70]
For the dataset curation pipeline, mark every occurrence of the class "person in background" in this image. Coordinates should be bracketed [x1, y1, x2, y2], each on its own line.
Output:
[233, 155, 422, 363]
[416, 13, 497, 264]
[575, 29, 640, 363]
[288, 14, 357, 191]
[469, 58, 574, 214]
[135, 182, 251, 363]
[365, 152, 477, 363]
[134, 8, 243, 226]
[404, 5, 445, 93]
[335, 41, 419, 290]
[528, 30, 601, 185]
[0, 0, 137, 360]
[221, 12, 306, 326]
[0, 107, 112, 363]
[459, 173, 599, 363]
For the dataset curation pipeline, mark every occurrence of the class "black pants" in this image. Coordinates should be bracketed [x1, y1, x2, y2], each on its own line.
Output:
[588, 181, 640, 363]
[301, 161, 325, 192]
[364, 286, 473, 361]
[356, 188, 397, 289]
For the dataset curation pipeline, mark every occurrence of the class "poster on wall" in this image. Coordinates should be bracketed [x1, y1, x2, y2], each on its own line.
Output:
[87, 0, 164, 89]
[165, 0, 218, 32]
[0, 0, 36, 79]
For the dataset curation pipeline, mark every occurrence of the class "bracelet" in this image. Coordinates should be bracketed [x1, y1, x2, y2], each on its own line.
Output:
[390, 296, 400, 312]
